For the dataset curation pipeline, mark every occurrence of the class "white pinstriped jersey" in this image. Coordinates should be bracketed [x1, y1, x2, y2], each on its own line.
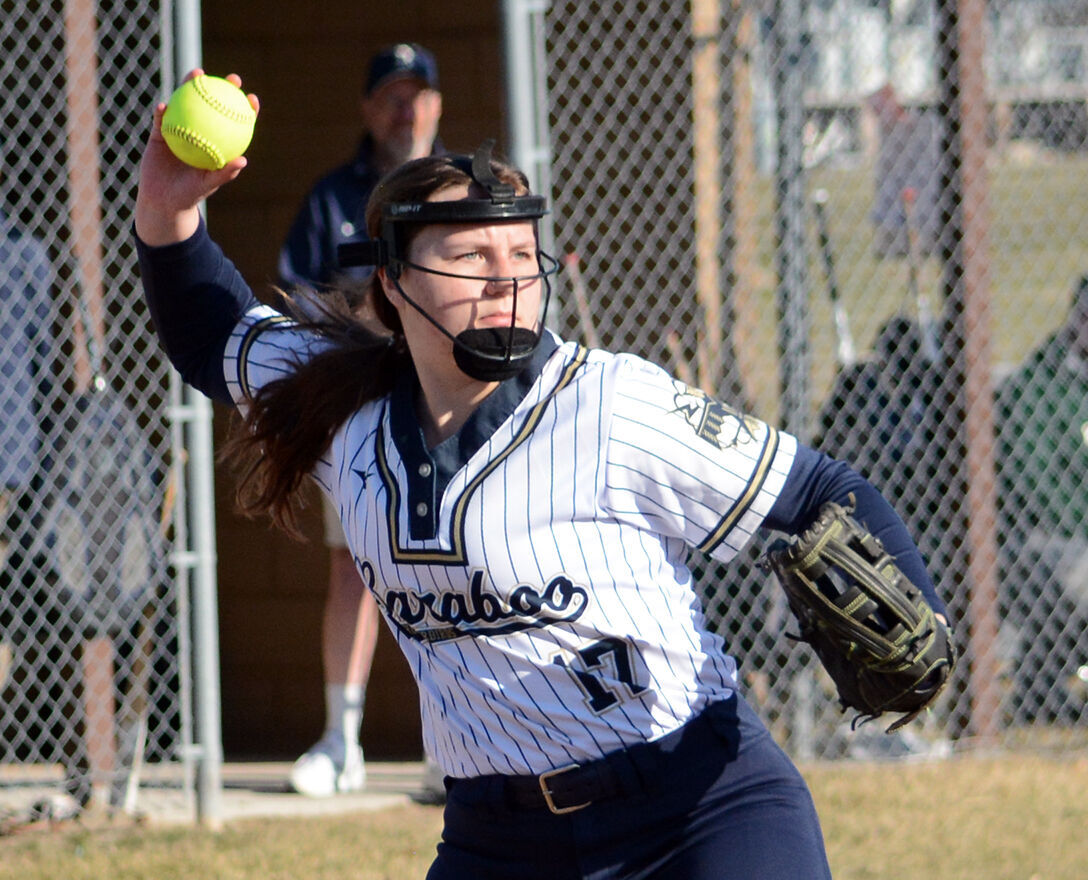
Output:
[225, 306, 798, 778]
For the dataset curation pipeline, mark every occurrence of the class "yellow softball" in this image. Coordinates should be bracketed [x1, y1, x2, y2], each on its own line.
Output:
[161, 74, 256, 170]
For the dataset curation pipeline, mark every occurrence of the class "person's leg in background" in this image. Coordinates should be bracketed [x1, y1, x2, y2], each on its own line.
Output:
[290, 495, 447, 801]
[290, 496, 379, 796]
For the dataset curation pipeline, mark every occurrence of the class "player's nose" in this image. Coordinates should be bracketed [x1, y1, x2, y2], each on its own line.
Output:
[483, 273, 515, 297]
[482, 255, 520, 294]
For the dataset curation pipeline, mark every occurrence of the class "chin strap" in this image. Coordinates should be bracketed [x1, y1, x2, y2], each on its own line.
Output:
[389, 254, 558, 382]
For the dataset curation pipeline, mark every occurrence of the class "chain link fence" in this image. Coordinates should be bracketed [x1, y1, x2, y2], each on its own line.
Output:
[1, 0, 189, 819]
[543, 0, 1088, 757]
[4, 0, 1085, 829]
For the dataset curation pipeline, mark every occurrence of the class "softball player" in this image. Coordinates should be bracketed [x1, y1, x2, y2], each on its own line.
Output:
[134, 74, 947, 880]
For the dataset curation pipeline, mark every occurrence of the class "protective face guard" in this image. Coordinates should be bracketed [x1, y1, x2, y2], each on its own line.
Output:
[336, 140, 559, 382]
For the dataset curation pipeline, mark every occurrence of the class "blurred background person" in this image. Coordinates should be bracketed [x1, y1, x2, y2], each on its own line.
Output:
[279, 42, 442, 289]
[277, 42, 445, 799]
[813, 314, 951, 756]
[815, 314, 937, 528]
[0, 188, 91, 817]
[867, 84, 941, 259]
[996, 276, 1088, 723]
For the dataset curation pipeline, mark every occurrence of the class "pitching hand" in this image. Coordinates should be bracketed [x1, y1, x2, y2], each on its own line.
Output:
[135, 69, 260, 246]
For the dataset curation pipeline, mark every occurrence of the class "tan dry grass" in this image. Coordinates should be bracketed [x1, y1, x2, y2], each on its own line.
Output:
[0, 751, 1084, 879]
[811, 751, 1088, 879]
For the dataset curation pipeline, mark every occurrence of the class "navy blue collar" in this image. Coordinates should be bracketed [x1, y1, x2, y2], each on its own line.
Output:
[388, 334, 560, 539]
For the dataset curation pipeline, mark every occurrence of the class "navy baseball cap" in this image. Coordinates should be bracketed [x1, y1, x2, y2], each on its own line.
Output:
[365, 43, 439, 96]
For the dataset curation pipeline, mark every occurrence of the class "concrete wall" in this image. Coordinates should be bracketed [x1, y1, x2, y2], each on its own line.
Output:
[200, 2, 507, 759]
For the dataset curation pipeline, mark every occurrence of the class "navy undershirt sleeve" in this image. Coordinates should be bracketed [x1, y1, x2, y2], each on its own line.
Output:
[135, 216, 261, 405]
[766, 444, 948, 618]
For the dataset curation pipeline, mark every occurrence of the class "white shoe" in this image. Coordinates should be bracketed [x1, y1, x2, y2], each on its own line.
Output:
[289, 731, 366, 797]
[28, 792, 83, 823]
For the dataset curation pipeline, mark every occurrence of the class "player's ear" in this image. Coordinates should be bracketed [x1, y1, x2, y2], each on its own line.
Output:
[377, 267, 403, 308]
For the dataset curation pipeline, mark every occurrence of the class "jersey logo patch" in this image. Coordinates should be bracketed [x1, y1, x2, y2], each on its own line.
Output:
[671, 386, 761, 450]
[369, 564, 589, 644]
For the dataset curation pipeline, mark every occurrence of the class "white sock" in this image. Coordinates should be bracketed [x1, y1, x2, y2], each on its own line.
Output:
[325, 683, 364, 754]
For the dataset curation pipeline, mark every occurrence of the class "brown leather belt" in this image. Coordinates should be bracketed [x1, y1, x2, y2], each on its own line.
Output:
[453, 699, 736, 815]
[504, 758, 627, 814]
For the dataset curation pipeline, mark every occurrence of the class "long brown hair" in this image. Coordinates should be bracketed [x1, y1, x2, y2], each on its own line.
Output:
[222, 150, 533, 536]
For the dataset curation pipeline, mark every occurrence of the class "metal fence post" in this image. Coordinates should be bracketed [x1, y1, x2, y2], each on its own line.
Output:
[502, 0, 556, 262]
[173, 0, 224, 830]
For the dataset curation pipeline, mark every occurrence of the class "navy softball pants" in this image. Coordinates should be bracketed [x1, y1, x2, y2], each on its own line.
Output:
[425, 696, 833, 880]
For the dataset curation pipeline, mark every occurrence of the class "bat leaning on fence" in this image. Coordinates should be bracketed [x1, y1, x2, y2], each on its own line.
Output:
[901, 187, 940, 363]
[811, 189, 856, 368]
[564, 253, 702, 389]
[563, 252, 602, 350]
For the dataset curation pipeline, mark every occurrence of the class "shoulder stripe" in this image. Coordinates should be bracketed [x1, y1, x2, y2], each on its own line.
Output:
[236, 314, 297, 399]
[695, 425, 780, 554]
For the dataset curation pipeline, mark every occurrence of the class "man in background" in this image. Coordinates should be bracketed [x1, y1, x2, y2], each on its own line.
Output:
[278, 43, 445, 800]
[867, 84, 941, 258]
[279, 42, 442, 289]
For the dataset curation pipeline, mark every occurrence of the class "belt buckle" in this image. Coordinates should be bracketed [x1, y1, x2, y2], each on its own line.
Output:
[538, 764, 591, 815]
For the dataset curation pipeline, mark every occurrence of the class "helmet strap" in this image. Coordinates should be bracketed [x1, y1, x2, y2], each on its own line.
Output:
[388, 261, 555, 382]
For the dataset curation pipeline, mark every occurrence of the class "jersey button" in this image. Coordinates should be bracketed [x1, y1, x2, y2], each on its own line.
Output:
[418, 463, 433, 477]
[415, 502, 429, 517]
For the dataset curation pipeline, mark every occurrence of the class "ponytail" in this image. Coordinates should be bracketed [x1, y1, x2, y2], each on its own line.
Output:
[220, 285, 408, 537]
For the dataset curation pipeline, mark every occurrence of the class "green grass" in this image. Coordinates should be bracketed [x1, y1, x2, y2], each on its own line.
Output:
[0, 751, 1084, 879]
[732, 152, 1088, 423]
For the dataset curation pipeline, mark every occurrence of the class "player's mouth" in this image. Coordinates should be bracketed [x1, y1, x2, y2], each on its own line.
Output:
[477, 311, 519, 328]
